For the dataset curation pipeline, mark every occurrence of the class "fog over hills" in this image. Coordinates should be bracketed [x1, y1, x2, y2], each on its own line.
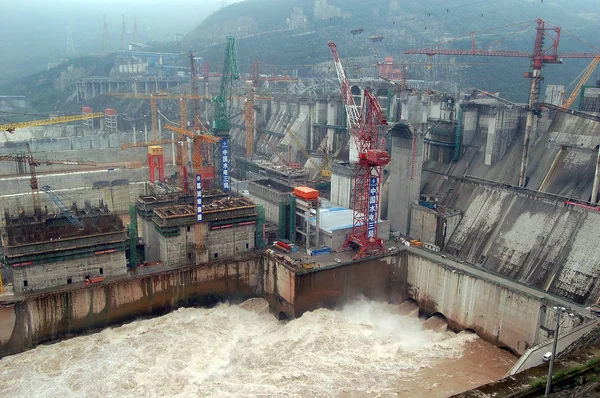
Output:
[1, 0, 600, 103]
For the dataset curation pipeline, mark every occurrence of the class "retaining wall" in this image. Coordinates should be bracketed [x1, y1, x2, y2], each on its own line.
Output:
[0, 255, 261, 358]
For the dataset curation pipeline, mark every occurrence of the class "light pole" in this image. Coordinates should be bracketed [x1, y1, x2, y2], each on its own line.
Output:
[545, 306, 574, 397]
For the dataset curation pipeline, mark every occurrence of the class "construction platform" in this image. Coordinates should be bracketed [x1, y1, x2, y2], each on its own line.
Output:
[143, 196, 259, 266]
[2, 203, 128, 294]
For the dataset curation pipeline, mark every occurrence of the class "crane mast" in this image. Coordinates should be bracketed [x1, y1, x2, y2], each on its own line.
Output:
[189, 53, 202, 131]
[329, 42, 390, 259]
[212, 36, 240, 191]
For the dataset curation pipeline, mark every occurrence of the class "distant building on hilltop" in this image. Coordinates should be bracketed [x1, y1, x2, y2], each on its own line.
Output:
[314, 0, 344, 20]
[287, 7, 308, 29]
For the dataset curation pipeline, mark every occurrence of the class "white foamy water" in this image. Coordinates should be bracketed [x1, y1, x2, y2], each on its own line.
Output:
[0, 299, 515, 397]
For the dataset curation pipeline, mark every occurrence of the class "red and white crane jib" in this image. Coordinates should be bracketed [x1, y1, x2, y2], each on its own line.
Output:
[328, 42, 361, 129]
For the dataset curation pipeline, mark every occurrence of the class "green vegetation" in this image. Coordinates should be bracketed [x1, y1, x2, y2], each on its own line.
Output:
[515, 357, 600, 397]
[0, 55, 114, 113]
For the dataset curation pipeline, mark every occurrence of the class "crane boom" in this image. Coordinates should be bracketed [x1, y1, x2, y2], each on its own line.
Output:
[0, 113, 105, 133]
[121, 139, 184, 149]
[563, 57, 600, 108]
[164, 124, 219, 143]
[404, 18, 600, 188]
[0, 155, 96, 166]
[41, 185, 83, 228]
[329, 42, 362, 163]
[0, 143, 96, 217]
[328, 42, 360, 130]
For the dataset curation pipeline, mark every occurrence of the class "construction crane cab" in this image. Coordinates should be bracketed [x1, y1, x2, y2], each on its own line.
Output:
[361, 149, 390, 166]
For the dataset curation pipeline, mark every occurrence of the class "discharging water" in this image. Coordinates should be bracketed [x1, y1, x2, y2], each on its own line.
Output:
[0, 298, 516, 397]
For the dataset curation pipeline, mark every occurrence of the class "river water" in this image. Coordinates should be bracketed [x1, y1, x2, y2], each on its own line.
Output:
[0, 299, 516, 397]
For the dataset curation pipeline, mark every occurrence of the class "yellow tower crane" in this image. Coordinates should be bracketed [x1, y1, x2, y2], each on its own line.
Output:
[563, 57, 600, 108]
[0, 113, 105, 133]
[284, 126, 331, 180]
[164, 123, 220, 254]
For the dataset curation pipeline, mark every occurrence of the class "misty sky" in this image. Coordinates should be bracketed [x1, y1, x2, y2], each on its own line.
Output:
[1, 0, 599, 86]
[0, 0, 243, 84]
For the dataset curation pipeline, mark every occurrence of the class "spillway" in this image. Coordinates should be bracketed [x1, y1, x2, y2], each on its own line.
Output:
[0, 298, 516, 397]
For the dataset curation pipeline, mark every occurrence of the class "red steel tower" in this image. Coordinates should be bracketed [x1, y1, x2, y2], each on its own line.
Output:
[405, 18, 600, 187]
[329, 42, 391, 259]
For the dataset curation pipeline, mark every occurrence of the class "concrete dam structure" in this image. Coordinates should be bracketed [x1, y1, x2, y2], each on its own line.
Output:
[0, 248, 590, 358]
[417, 108, 600, 306]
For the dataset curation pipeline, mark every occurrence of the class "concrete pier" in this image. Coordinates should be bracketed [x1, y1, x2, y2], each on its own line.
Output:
[387, 122, 424, 235]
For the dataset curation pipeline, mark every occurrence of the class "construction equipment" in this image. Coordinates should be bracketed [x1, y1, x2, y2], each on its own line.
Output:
[329, 42, 390, 259]
[245, 79, 255, 158]
[0, 113, 105, 133]
[405, 18, 600, 187]
[190, 53, 203, 131]
[284, 125, 331, 180]
[320, 137, 331, 178]
[472, 87, 600, 124]
[563, 57, 600, 108]
[212, 36, 240, 191]
[165, 125, 220, 257]
[0, 144, 96, 217]
[41, 185, 83, 228]
[164, 124, 220, 187]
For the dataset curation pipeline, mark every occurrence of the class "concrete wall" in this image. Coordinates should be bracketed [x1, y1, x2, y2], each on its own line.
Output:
[277, 254, 404, 319]
[0, 247, 585, 358]
[12, 251, 126, 295]
[485, 108, 520, 166]
[158, 225, 196, 267]
[406, 253, 540, 354]
[276, 250, 584, 355]
[206, 224, 256, 260]
[442, 182, 600, 305]
[249, 194, 281, 225]
[0, 255, 262, 357]
[388, 123, 423, 234]
[138, 216, 160, 262]
[330, 163, 354, 208]
[247, 180, 291, 225]
[462, 107, 479, 147]
[0, 165, 178, 216]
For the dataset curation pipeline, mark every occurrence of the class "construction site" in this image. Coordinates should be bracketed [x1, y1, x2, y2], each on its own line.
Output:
[3, 13, 600, 396]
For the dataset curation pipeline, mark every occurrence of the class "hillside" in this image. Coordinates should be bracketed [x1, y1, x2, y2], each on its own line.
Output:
[184, 0, 600, 102]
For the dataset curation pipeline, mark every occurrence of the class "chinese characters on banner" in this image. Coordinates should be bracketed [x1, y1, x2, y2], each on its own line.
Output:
[196, 174, 202, 222]
[222, 139, 230, 191]
[368, 177, 377, 238]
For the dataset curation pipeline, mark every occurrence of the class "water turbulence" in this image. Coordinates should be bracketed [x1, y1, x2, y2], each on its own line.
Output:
[423, 313, 449, 332]
[0, 298, 516, 397]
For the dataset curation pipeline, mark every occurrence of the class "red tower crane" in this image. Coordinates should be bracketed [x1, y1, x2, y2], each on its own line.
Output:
[329, 42, 391, 259]
[405, 18, 600, 187]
